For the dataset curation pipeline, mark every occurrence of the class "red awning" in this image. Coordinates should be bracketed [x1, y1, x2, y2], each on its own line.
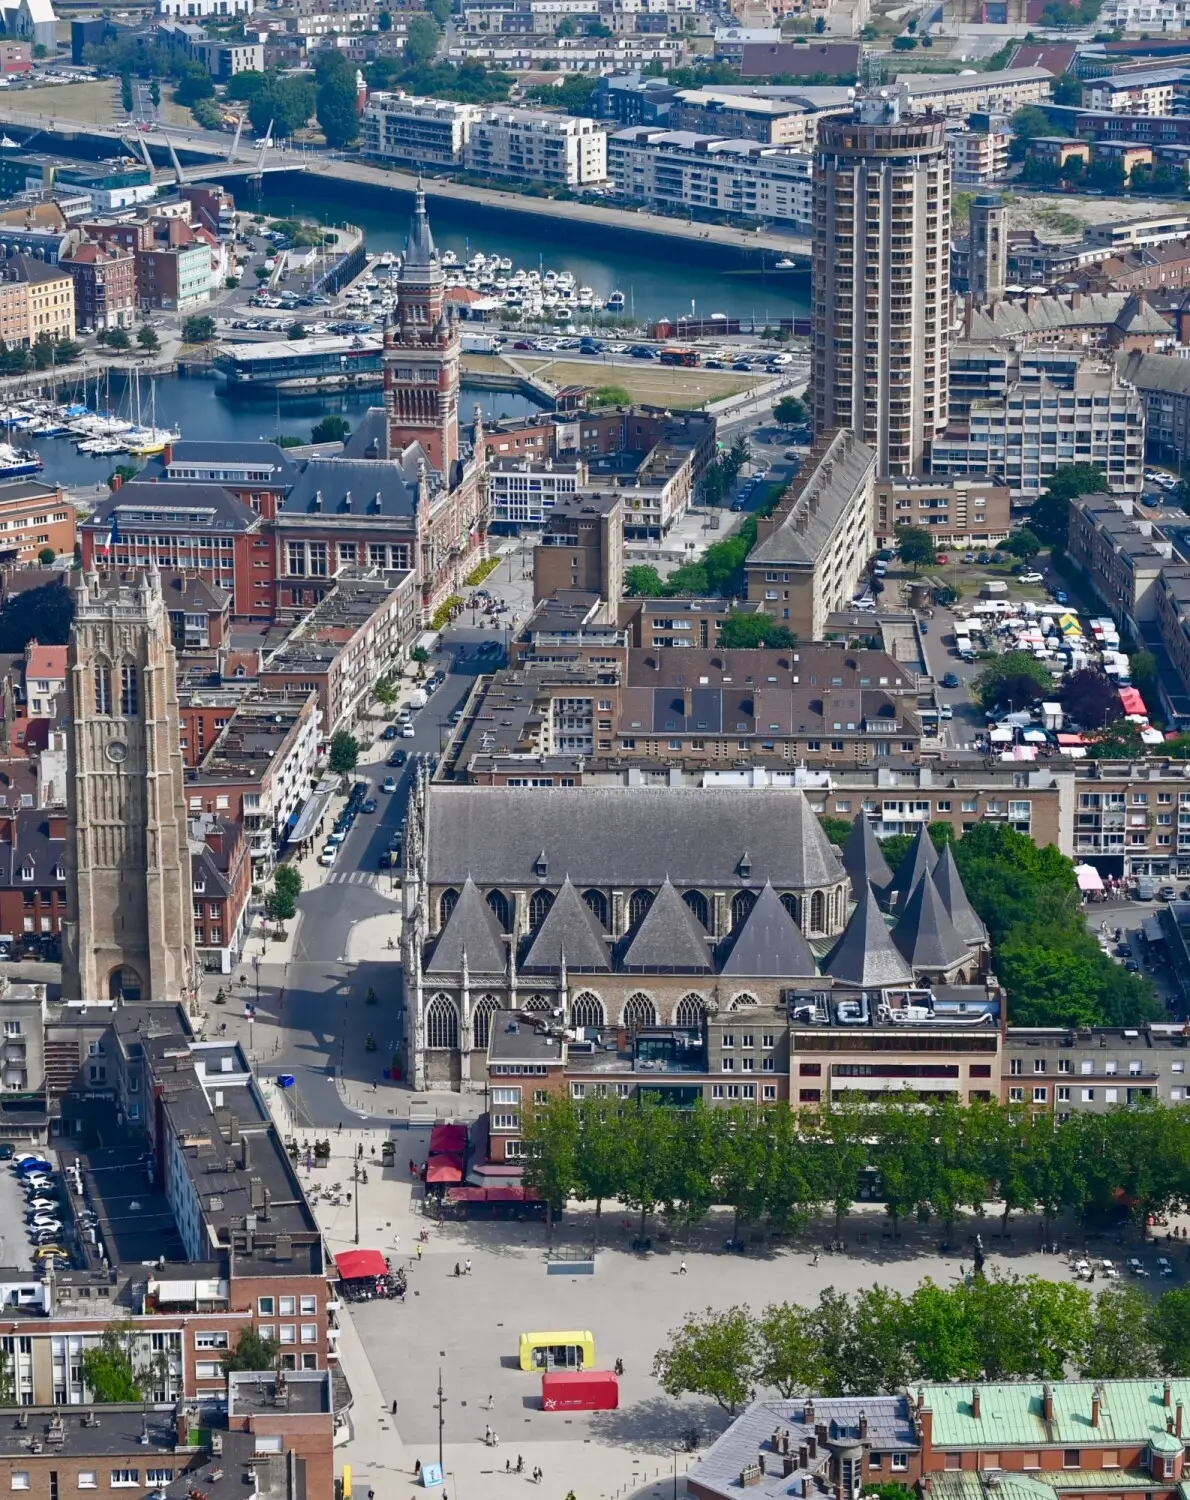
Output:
[1119, 687, 1147, 717]
[426, 1157, 465, 1184]
[429, 1123, 468, 1155]
[444, 1186, 487, 1203]
[335, 1248, 389, 1281]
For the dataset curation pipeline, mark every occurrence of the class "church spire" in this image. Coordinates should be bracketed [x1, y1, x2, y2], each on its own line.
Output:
[405, 176, 438, 269]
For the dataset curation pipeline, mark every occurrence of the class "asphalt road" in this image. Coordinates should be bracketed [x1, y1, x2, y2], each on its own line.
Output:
[248, 634, 502, 1128]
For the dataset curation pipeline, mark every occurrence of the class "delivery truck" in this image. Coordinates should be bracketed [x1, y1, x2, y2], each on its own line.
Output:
[541, 1371, 619, 1412]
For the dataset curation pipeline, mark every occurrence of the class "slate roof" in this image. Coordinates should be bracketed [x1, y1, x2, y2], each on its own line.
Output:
[280, 454, 432, 520]
[84, 481, 257, 534]
[521, 876, 610, 971]
[840, 815, 893, 899]
[424, 786, 847, 890]
[618, 877, 713, 971]
[343, 408, 392, 462]
[933, 843, 988, 947]
[404, 183, 438, 268]
[718, 881, 817, 977]
[1118, 348, 1190, 398]
[892, 870, 971, 971]
[749, 430, 877, 568]
[822, 884, 913, 987]
[426, 876, 507, 976]
[967, 291, 1171, 342]
[0, 809, 66, 890]
[889, 822, 939, 905]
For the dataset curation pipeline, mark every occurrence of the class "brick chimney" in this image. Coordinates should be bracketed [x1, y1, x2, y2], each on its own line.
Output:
[205, 823, 225, 857]
[972, 1389, 981, 1420]
[1043, 1385, 1054, 1421]
[163, 442, 174, 466]
[1165, 1381, 1173, 1409]
[111, 473, 124, 491]
[1092, 1392, 1101, 1429]
[1178, 1403, 1184, 1438]
[47, 814, 66, 840]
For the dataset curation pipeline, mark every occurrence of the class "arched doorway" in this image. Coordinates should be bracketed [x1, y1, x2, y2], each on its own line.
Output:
[108, 965, 142, 1002]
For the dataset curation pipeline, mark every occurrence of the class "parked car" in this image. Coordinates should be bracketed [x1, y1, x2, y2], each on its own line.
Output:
[1159, 1257, 1175, 1276]
[318, 846, 337, 867]
[0, 1144, 14, 1161]
[942, 672, 960, 689]
[401, 723, 416, 738]
[1019, 571, 1044, 584]
[382, 724, 399, 740]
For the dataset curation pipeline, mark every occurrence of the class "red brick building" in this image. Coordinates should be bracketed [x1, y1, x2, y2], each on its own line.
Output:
[59, 242, 136, 333]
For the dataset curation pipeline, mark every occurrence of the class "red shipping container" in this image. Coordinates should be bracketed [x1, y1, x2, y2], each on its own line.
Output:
[541, 1370, 619, 1412]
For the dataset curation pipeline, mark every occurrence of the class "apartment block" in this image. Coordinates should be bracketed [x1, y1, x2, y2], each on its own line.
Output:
[1066, 492, 1172, 635]
[186, 691, 321, 878]
[897, 65, 1053, 115]
[948, 125, 1011, 184]
[930, 359, 1144, 506]
[668, 88, 821, 146]
[1118, 349, 1190, 464]
[258, 572, 420, 736]
[362, 90, 480, 168]
[464, 109, 608, 186]
[608, 128, 813, 231]
[0, 479, 75, 564]
[1005, 1026, 1190, 1116]
[532, 492, 623, 604]
[59, 242, 136, 333]
[489, 456, 586, 530]
[136, 243, 212, 311]
[743, 428, 876, 640]
[812, 93, 951, 478]
[0, 257, 73, 342]
[1084, 71, 1179, 114]
[874, 475, 1012, 546]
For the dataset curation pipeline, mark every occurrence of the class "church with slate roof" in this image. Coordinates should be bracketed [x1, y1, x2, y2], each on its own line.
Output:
[399, 776, 996, 1101]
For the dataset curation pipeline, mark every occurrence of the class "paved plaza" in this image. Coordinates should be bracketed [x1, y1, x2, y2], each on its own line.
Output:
[297, 1126, 1190, 1500]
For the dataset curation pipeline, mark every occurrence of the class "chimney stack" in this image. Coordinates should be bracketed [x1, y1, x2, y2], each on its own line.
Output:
[972, 1389, 981, 1420]
[1092, 1393, 1101, 1429]
[859, 1411, 868, 1439]
[1165, 1381, 1173, 1409]
[1043, 1384, 1054, 1421]
[1178, 1403, 1184, 1438]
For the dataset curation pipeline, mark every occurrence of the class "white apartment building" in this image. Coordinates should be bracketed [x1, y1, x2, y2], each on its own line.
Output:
[608, 127, 813, 231]
[489, 457, 586, 529]
[930, 363, 1145, 506]
[445, 35, 683, 70]
[158, 0, 254, 17]
[897, 66, 1053, 116]
[465, 109, 608, 185]
[948, 125, 1011, 185]
[362, 91, 481, 168]
[1099, 0, 1190, 31]
[1084, 72, 1179, 115]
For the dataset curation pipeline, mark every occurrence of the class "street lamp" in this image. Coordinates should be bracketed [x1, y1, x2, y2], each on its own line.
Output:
[353, 1143, 363, 1246]
[252, 952, 261, 1004]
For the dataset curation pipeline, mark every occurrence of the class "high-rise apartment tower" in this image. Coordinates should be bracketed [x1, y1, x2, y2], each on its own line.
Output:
[811, 91, 951, 478]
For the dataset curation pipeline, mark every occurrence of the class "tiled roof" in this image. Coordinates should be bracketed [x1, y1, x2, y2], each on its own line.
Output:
[889, 821, 939, 905]
[426, 876, 507, 976]
[933, 843, 988, 948]
[24, 644, 65, 681]
[521, 876, 610, 972]
[618, 877, 713, 972]
[892, 870, 971, 971]
[823, 884, 913, 986]
[840, 815, 892, 899]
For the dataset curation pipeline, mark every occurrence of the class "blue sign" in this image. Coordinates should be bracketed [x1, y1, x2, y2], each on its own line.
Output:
[420, 1464, 444, 1489]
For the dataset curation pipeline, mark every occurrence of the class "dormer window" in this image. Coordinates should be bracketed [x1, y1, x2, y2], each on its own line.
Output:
[534, 852, 548, 878]
[193, 879, 206, 895]
[19, 862, 34, 882]
[53, 865, 64, 882]
[738, 853, 751, 878]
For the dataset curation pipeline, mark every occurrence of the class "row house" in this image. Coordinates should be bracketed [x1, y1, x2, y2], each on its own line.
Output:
[190, 815, 253, 975]
[1066, 491, 1172, 637]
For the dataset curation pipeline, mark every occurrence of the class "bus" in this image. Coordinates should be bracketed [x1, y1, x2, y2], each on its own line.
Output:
[659, 347, 700, 367]
[518, 1331, 596, 1372]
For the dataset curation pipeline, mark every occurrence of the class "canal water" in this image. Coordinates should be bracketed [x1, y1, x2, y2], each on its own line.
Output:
[27, 370, 546, 489]
[249, 174, 812, 327]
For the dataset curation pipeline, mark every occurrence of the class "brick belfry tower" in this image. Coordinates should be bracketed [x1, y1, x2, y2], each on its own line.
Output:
[61, 568, 194, 1004]
[384, 181, 460, 474]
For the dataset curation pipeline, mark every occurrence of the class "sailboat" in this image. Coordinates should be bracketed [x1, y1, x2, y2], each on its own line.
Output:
[122, 372, 180, 456]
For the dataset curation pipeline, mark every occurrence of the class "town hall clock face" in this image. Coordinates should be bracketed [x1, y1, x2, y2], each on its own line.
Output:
[105, 740, 129, 765]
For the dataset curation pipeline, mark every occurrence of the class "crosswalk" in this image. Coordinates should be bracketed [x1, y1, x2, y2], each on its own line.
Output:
[323, 870, 381, 887]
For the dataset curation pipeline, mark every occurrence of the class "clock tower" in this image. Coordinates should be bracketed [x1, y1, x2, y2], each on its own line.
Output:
[384, 183, 460, 474]
[61, 568, 195, 1004]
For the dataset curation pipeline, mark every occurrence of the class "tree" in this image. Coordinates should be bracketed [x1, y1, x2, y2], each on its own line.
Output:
[174, 61, 215, 104]
[227, 69, 269, 101]
[589, 385, 632, 407]
[316, 59, 360, 149]
[774, 394, 807, 427]
[428, 0, 451, 21]
[105, 326, 131, 351]
[1029, 464, 1106, 552]
[149, 79, 161, 107]
[1060, 667, 1119, 730]
[896, 525, 936, 574]
[1010, 105, 1057, 157]
[973, 650, 1054, 713]
[1004, 527, 1041, 560]
[136, 325, 159, 352]
[222, 1326, 279, 1373]
[410, 645, 431, 677]
[1080, 1285, 1159, 1379]
[619, 1095, 676, 1243]
[574, 1095, 621, 1254]
[624, 565, 665, 597]
[107, 464, 138, 491]
[717, 613, 797, 649]
[405, 13, 441, 64]
[248, 76, 315, 137]
[520, 1096, 578, 1243]
[1052, 71, 1083, 104]
[378, 8, 393, 26]
[312, 415, 350, 444]
[1130, 649, 1159, 705]
[374, 678, 397, 711]
[754, 1302, 824, 1397]
[82, 1327, 142, 1402]
[664, 561, 709, 596]
[0, 581, 73, 654]
[120, 70, 133, 113]
[328, 730, 360, 775]
[1153, 1286, 1190, 1375]
[182, 315, 216, 343]
[266, 864, 302, 932]
[37, 547, 55, 565]
[652, 1306, 755, 1413]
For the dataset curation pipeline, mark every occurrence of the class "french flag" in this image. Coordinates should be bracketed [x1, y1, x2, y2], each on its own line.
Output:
[101, 511, 120, 560]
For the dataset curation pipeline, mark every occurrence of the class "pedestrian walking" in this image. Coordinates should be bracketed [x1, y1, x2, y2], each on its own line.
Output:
[516, 1456, 524, 1474]
[485, 1426, 492, 1445]
[493, 1432, 500, 1447]
[465, 1258, 472, 1275]
[417, 1243, 423, 1261]
[484, 1394, 493, 1411]
[679, 1260, 687, 1275]
[505, 1460, 511, 1474]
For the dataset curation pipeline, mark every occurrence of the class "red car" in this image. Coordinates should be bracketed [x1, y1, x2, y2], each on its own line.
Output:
[514, 340, 534, 349]
[936, 552, 949, 564]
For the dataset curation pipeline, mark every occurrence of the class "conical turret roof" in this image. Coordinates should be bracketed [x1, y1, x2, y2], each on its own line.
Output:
[619, 879, 713, 972]
[719, 882, 817, 978]
[840, 816, 893, 899]
[892, 870, 970, 971]
[823, 884, 913, 987]
[521, 876, 609, 971]
[426, 876, 506, 975]
[889, 821, 939, 905]
[933, 843, 988, 948]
